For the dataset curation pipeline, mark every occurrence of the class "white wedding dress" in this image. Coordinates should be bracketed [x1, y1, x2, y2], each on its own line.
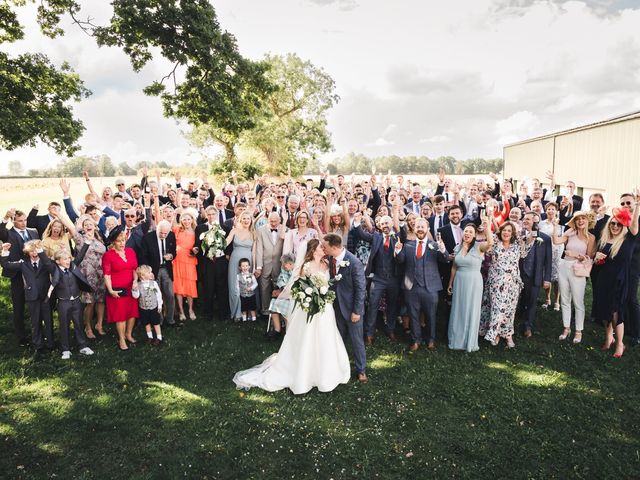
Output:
[233, 268, 351, 395]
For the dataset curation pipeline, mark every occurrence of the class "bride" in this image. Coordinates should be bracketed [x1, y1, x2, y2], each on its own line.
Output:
[233, 239, 351, 394]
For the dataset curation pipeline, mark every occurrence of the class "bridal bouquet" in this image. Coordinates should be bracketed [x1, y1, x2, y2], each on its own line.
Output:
[200, 225, 226, 259]
[291, 264, 337, 322]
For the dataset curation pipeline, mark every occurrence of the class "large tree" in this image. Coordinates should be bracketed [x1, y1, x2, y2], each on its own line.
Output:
[2, 0, 273, 158]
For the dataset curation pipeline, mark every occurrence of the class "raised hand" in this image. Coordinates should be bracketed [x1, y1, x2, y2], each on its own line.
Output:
[59, 178, 71, 196]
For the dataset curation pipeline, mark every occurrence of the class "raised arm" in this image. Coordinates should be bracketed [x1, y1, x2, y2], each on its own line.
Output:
[83, 171, 100, 202]
[630, 188, 640, 237]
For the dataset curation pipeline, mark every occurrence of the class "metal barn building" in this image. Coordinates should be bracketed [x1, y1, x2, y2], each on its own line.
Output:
[503, 110, 640, 202]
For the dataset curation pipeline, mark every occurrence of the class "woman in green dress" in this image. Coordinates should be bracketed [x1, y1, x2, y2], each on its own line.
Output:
[447, 218, 493, 352]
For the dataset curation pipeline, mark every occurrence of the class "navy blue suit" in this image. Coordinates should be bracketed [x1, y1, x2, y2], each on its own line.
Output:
[355, 226, 402, 337]
[519, 231, 552, 332]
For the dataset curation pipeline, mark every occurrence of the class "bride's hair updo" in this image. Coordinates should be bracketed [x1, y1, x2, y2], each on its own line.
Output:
[303, 239, 321, 265]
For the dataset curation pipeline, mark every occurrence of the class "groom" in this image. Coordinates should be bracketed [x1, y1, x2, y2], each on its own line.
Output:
[322, 233, 368, 384]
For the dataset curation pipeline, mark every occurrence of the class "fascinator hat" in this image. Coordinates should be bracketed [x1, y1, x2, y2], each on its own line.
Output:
[612, 207, 632, 227]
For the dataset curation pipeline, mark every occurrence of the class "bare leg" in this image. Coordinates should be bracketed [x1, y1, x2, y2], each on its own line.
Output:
[115, 322, 127, 350]
[603, 322, 614, 350]
[187, 296, 195, 318]
[614, 313, 624, 356]
[176, 295, 185, 318]
[125, 317, 136, 343]
[83, 303, 96, 339]
[272, 313, 281, 332]
[95, 303, 105, 334]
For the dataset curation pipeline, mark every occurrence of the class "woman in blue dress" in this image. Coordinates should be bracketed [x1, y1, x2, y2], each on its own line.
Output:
[447, 218, 493, 352]
[226, 211, 256, 322]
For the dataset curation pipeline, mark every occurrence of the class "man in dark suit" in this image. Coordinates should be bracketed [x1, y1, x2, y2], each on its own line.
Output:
[50, 249, 95, 358]
[1, 239, 55, 351]
[194, 207, 230, 322]
[437, 205, 465, 303]
[519, 212, 552, 337]
[141, 220, 177, 325]
[123, 206, 153, 259]
[0, 209, 40, 346]
[27, 202, 62, 237]
[404, 185, 428, 215]
[587, 193, 609, 242]
[213, 194, 234, 226]
[395, 218, 448, 351]
[222, 202, 246, 234]
[322, 233, 368, 384]
[428, 195, 449, 239]
[355, 215, 402, 344]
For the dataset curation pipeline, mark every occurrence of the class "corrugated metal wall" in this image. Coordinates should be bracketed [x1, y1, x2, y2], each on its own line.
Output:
[504, 116, 640, 202]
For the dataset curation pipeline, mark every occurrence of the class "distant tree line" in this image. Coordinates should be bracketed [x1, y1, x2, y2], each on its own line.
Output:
[325, 153, 504, 175]
[13, 156, 174, 178]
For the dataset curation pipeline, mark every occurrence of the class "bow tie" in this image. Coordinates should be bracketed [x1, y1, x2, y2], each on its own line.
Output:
[271, 229, 278, 232]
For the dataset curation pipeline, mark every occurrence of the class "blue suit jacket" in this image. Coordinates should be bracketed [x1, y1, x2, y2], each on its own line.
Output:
[355, 226, 402, 279]
[395, 239, 446, 292]
[520, 231, 552, 287]
[330, 250, 366, 320]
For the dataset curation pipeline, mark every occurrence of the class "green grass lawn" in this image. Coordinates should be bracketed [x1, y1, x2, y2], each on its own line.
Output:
[1, 278, 639, 479]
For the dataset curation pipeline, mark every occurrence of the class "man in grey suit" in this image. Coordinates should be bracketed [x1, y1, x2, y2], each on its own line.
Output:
[255, 212, 285, 318]
[322, 233, 368, 384]
[395, 217, 448, 351]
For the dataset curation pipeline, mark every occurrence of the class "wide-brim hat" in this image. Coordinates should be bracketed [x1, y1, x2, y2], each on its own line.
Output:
[566, 211, 595, 230]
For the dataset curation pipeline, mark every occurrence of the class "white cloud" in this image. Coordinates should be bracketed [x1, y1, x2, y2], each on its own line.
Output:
[495, 111, 540, 145]
[367, 138, 395, 147]
[419, 136, 451, 143]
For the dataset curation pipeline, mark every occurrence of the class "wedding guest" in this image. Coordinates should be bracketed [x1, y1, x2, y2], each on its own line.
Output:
[518, 212, 552, 338]
[592, 200, 639, 357]
[552, 211, 596, 343]
[103, 226, 139, 351]
[1, 240, 55, 352]
[227, 211, 256, 322]
[447, 218, 493, 352]
[0, 209, 40, 346]
[255, 212, 285, 319]
[619, 192, 640, 346]
[394, 218, 447, 351]
[283, 211, 318, 257]
[172, 208, 199, 321]
[588, 193, 609, 242]
[479, 221, 531, 348]
[238, 258, 259, 322]
[141, 220, 177, 326]
[282, 195, 301, 230]
[427, 195, 449, 239]
[538, 202, 564, 310]
[50, 250, 95, 359]
[132, 265, 163, 345]
[41, 218, 72, 260]
[55, 213, 107, 338]
[267, 254, 295, 338]
[27, 202, 62, 237]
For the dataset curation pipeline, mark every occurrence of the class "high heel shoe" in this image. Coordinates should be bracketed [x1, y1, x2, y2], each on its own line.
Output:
[559, 328, 571, 341]
[601, 338, 615, 351]
[553, 302, 560, 311]
[613, 345, 625, 358]
[572, 332, 582, 344]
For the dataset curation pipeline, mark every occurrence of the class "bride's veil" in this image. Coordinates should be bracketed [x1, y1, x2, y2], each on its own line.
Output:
[278, 241, 309, 300]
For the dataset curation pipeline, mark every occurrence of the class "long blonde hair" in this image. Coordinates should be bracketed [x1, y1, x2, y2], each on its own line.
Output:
[598, 219, 628, 259]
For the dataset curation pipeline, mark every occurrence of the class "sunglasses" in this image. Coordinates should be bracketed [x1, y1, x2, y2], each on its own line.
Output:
[277, 196, 285, 199]
[124, 214, 136, 218]
[116, 183, 124, 186]
[620, 201, 632, 206]
[610, 221, 622, 227]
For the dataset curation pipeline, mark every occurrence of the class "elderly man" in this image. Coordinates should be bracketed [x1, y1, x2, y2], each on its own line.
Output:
[115, 178, 134, 202]
[255, 212, 285, 319]
[140, 220, 177, 325]
[123, 206, 152, 259]
[27, 202, 62, 236]
[404, 185, 427, 214]
[282, 195, 300, 229]
[213, 194, 234, 225]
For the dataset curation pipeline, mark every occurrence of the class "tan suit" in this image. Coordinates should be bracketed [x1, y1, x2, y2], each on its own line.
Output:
[255, 224, 285, 314]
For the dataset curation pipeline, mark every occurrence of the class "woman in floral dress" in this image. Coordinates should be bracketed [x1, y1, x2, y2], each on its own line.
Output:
[479, 221, 532, 348]
[283, 211, 318, 257]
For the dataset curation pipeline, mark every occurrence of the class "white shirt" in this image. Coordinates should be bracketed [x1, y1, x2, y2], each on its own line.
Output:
[435, 214, 444, 231]
[157, 235, 166, 264]
[451, 223, 463, 246]
[415, 239, 426, 258]
[270, 228, 279, 244]
[334, 247, 347, 273]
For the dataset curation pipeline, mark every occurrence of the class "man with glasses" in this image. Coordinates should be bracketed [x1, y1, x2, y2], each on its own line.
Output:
[115, 178, 133, 202]
[123, 206, 152, 260]
[620, 193, 640, 346]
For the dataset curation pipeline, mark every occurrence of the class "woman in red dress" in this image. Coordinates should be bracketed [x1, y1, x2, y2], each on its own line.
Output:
[102, 226, 139, 350]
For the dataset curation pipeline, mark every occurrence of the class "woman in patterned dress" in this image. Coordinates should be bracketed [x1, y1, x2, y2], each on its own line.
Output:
[55, 212, 107, 338]
[283, 211, 318, 257]
[479, 221, 532, 348]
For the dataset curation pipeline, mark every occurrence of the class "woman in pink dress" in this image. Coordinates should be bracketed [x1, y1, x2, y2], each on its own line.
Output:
[103, 226, 139, 351]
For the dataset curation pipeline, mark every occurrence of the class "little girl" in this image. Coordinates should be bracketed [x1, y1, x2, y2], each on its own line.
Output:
[132, 265, 163, 345]
[266, 254, 296, 338]
[237, 258, 258, 322]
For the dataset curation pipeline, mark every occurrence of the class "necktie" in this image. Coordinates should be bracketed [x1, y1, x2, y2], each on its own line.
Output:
[445, 192, 449, 202]
[384, 235, 390, 252]
[20, 231, 28, 242]
[438, 215, 442, 230]
[416, 241, 423, 259]
[161, 239, 166, 263]
[330, 258, 337, 277]
[219, 210, 224, 225]
[32, 262, 38, 270]
[126, 228, 131, 240]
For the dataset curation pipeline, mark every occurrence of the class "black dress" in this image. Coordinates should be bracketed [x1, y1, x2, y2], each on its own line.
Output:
[591, 234, 637, 325]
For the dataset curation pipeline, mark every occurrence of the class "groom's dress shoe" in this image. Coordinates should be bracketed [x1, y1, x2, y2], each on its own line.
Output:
[408, 343, 420, 352]
[357, 373, 368, 384]
[427, 341, 436, 351]
[365, 336, 374, 346]
[386, 332, 397, 342]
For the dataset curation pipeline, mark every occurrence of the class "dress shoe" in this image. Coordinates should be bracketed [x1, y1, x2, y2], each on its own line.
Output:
[152, 339, 161, 347]
[409, 343, 420, 352]
[145, 338, 153, 345]
[266, 330, 282, 340]
[386, 331, 397, 342]
[365, 336, 374, 346]
[427, 341, 436, 351]
[523, 329, 532, 338]
[357, 372, 369, 384]
[18, 338, 29, 348]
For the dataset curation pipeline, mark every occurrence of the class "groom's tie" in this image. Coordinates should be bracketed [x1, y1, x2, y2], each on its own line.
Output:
[330, 257, 337, 278]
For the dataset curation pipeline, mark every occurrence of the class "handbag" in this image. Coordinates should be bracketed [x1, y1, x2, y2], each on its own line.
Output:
[572, 258, 592, 277]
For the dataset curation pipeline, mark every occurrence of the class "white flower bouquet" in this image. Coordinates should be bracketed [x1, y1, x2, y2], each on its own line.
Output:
[200, 225, 226, 259]
[291, 264, 337, 322]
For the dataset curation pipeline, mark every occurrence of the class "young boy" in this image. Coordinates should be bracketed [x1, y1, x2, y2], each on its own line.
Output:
[1, 240, 55, 352]
[267, 254, 296, 338]
[237, 258, 258, 322]
[132, 265, 163, 345]
[51, 250, 95, 359]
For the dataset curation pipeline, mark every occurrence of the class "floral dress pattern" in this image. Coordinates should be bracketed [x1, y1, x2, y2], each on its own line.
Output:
[73, 232, 106, 303]
[479, 236, 532, 342]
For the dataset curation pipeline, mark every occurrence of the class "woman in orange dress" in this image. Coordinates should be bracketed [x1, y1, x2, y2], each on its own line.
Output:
[173, 208, 199, 321]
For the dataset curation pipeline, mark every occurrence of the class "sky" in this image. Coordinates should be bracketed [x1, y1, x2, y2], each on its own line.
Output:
[2, 0, 640, 173]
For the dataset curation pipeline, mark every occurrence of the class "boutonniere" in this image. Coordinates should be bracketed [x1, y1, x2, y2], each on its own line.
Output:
[338, 260, 350, 268]
[389, 231, 397, 238]
[535, 237, 544, 245]
[334, 273, 343, 281]
[427, 241, 436, 251]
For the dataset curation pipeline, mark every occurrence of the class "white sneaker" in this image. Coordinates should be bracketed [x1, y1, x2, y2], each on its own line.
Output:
[79, 347, 94, 356]
[61, 351, 72, 360]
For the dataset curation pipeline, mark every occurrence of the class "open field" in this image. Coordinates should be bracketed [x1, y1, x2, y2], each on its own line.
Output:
[0, 278, 639, 479]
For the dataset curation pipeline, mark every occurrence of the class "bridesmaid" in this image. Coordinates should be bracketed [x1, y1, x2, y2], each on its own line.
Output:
[172, 208, 199, 321]
[227, 211, 256, 322]
[447, 218, 493, 352]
